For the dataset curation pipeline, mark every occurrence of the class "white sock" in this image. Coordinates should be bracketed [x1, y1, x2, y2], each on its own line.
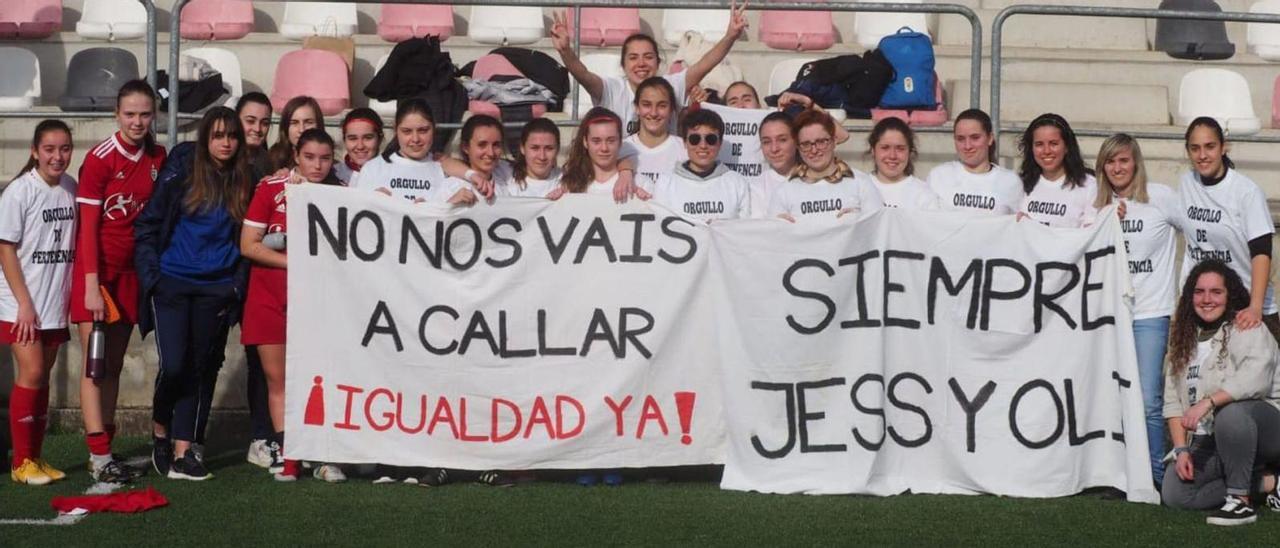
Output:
[89, 453, 112, 470]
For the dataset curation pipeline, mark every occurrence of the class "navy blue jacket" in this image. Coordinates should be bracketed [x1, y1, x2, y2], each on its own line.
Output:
[134, 142, 251, 338]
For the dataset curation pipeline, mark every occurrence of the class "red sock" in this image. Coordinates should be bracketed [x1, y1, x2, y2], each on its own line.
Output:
[86, 432, 111, 456]
[9, 385, 39, 468]
[31, 386, 50, 459]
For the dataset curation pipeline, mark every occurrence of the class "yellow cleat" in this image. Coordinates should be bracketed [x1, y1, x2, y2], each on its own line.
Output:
[11, 459, 53, 486]
[35, 459, 66, 481]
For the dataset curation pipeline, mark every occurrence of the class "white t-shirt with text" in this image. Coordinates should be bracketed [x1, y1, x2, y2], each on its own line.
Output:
[873, 174, 939, 210]
[651, 167, 750, 221]
[352, 153, 461, 203]
[766, 171, 885, 221]
[1179, 168, 1276, 314]
[1019, 174, 1098, 228]
[1117, 183, 1182, 319]
[623, 134, 686, 188]
[0, 169, 78, 328]
[927, 161, 1025, 216]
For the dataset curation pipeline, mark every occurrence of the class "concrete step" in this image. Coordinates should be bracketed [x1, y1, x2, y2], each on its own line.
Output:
[938, 7, 1150, 49]
[949, 79, 1170, 125]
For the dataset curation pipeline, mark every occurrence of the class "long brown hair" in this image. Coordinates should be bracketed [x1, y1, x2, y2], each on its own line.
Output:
[12, 119, 72, 183]
[560, 107, 622, 193]
[185, 107, 254, 221]
[1018, 113, 1089, 193]
[268, 95, 323, 170]
[1167, 259, 1251, 376]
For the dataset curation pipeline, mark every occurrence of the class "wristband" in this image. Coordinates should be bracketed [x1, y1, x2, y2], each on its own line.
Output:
[1172, 446, 1190, 456]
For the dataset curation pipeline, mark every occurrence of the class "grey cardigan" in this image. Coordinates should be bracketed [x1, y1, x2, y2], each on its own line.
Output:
[1163, 324, 1280, 430]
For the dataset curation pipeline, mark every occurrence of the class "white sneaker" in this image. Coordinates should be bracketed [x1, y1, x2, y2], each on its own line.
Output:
[313, 464, 347, 483]
[266, 441, 284, 474]
[246, 439, 272, 469]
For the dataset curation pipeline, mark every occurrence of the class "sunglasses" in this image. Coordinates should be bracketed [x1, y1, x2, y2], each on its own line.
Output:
[686, 133, 720, 146]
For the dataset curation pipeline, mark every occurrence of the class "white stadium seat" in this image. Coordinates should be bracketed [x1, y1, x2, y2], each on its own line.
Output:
[768, 58, 816, 96]
[280, 2, 358, 40]
[574, 53, 624, 115]
[183, 47, 243, 106]
[77, 0, 148, 41]
[0, 47, 40, 111]
[852, 0, 931, 49]
[1176, 68, 1261, 136]
[1247, 0, 1280, 61]
[467, 7, 544, 45]
[661, 9, 729, 46]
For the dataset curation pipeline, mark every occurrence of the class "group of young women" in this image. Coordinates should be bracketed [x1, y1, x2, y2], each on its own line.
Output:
[0, 16, 1277, 525]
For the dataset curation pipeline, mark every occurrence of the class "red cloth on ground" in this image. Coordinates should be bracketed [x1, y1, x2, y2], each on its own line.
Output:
[51, 487, 169, 514]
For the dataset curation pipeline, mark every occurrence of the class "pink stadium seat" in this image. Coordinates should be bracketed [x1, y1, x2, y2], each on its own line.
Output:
[378, 4, 454, 43]
[567, 8, 641, 47]
[271, 49, 349, 116]
[871, 75, 947, 127]
[759, 10, 835, 51]
[468, 53, 548, 119]
[181, 0, 254, 41]
[1273, 76, 1280, 129]
[0, 0, 62, 39]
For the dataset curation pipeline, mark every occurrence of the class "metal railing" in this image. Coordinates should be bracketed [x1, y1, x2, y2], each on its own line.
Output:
[167, 0, 984, 147]
[0, 0, 157, 121]
[991, 5, 1280, 153]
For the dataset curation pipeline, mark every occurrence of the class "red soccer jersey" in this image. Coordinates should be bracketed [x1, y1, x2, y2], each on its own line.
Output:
[243, 174, 290, 303]
[244, 174, 289, 238]
[75, 132, 166, 274]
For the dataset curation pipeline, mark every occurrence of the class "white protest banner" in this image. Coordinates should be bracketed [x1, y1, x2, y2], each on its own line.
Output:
[703, 103, 766, 183]
[285, 185, 1158, 503]
[285, 185, 725, 470]
[711, 209, 1158, 503]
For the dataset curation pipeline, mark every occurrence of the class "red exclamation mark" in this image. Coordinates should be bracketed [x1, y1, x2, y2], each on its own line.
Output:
[674, 391, 696, 445]
[304, 376, 325, 426]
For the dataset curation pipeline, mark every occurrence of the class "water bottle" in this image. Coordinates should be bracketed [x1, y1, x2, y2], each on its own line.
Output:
[85, 321, 107, 380]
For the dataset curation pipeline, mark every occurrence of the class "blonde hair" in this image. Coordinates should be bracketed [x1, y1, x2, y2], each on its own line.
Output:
[1094, 133, 1149, 209]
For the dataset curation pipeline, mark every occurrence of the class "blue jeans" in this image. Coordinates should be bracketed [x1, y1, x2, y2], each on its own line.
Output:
[1133, 316, 1169, 486]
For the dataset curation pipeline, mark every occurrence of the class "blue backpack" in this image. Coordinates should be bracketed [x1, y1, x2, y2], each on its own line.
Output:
[876, 27, 936, 109]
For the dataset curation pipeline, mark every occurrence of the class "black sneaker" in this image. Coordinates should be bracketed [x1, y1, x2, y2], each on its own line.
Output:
[112, 454, 147, 480]
[90, 459, 135, 484]
[267, 441, 284, 474]
[152, 437, 173, 477]
[168, 451, 212, 481]
[477, 470, 515, 487]
[418, 468, 450, 487]
[1207, 496, 1257, 526]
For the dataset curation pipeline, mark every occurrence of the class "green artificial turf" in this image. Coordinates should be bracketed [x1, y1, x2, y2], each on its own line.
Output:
[1, 434, 1277, 546]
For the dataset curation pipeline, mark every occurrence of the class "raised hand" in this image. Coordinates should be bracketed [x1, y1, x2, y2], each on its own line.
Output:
[726, 0, 750, 41]
[550, 10, 573, 52]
